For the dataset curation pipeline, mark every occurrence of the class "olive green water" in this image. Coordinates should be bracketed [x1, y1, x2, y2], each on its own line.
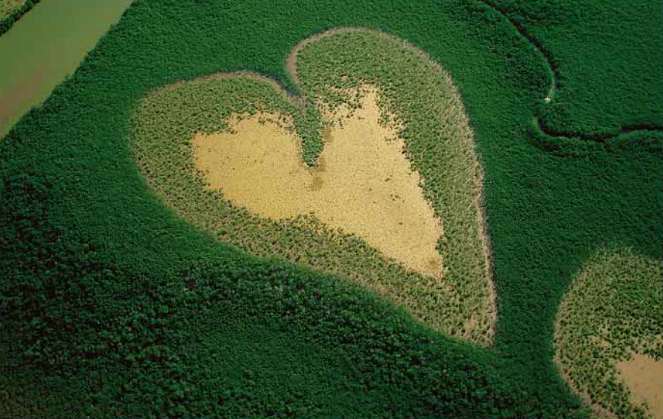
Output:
[0, 0, 133, 136]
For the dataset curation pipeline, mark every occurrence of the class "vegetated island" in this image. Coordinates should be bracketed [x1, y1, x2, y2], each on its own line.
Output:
[131, 28, 496, 345]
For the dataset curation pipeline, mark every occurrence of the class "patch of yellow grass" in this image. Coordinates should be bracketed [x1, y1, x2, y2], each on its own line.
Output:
[617, 354, 663, 419]
[193, 87, 444, 277]
[555, 249, 663, 419]
[130, 28, 496, 344]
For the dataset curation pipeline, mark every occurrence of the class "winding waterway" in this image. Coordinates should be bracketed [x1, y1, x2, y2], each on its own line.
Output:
[1, 0, 660, 141]
[0, 0, 133, 136]
[476, 0, 663, 141]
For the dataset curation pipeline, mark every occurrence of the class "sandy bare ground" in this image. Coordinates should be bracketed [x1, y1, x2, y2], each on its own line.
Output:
[193, 87, 444, 277]
[618, 354, 663, 419]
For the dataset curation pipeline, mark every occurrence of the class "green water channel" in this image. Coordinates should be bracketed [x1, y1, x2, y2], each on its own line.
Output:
[0, 0, 133, 136]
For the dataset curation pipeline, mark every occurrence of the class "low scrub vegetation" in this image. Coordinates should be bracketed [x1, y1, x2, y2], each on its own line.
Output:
[555, 248, 663, 419]
[131, 29, 495, 344]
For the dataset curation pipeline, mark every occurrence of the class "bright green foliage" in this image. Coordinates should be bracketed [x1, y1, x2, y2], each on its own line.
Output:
[556, 248, 663, 419]
[131, 30, 494, 345]
[1, 0, 661, 417]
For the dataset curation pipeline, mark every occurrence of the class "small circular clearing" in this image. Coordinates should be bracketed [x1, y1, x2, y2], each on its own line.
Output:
[555, 248, 663, 419]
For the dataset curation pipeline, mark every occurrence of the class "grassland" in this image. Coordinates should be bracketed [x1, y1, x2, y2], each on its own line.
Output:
[555, 248, 663, 419]
[130, 29, 495, 345]
[192, 94, 445, 277]
[0, 0, 40, 35]
[0, 0, 661, 417]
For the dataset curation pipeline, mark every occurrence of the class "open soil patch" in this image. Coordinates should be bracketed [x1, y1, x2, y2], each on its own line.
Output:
[193, 87, 443, 277]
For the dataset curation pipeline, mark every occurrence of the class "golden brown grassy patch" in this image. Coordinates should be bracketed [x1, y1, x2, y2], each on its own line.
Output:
[617, 354, 663, 419]
[193, 87, 443, 277]
[555, 248, 663, 419]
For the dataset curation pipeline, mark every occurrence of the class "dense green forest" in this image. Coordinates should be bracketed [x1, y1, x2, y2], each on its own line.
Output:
[1, 0, 661, 417]
[487, 0, 663, 138]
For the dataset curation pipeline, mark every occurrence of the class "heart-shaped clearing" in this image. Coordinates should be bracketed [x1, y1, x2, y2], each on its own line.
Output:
[130, 28, 495, 345]
[193, 86, 443, 277]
